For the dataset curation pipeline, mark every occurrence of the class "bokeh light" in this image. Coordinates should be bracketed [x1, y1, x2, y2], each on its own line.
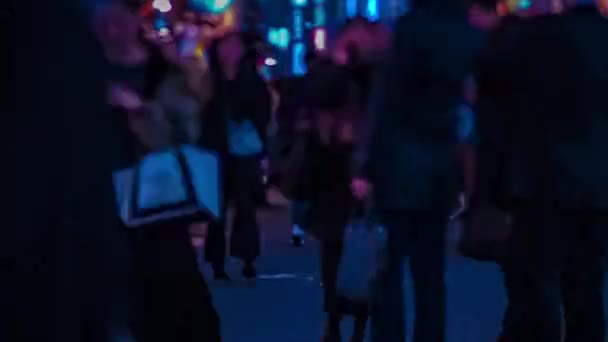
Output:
[153, 0, 172, 13]
[191, 0, 234, 13]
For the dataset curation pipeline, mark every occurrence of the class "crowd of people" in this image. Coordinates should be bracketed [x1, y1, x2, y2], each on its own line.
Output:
[7, 0, 607, 341]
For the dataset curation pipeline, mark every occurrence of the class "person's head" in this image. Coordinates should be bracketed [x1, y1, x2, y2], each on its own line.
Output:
[94, 2, 141, 51]
[468, 0, 500, 30]
[214, 32, 245, 70]
[332, 17, 388, 65]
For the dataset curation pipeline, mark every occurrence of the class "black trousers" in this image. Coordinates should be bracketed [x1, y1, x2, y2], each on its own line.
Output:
[206, 156, 261, 266]
[130, 225, 221, 342]
[370, 210, 448, 342]
[500, 206, 607, 342]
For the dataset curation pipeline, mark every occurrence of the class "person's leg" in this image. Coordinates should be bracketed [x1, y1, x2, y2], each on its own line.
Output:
[205, 210, 229, 279]
[498, 209, 539, 342]
[408, 211, 447, 342]
[562, 211, 607, 342]
[230, 156, 261, 278]
[370, 211, 408, 342]
[139, 225, 221, 342]
[175, 228, 222, 342]
[320, 239, 345, 341]
[504, 206, 566, 342]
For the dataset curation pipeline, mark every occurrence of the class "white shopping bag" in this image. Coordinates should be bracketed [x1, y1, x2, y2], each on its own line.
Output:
[337, 220, 388, 301]
[113, 145, 220, 228]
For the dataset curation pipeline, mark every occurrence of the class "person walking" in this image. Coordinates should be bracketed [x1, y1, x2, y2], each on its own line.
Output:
[97, 4, 222, 341]
[202, 31, 272, 280]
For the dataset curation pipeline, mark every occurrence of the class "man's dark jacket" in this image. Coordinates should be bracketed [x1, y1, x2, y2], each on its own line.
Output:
[481, 7, 608, 209]
[358, 6, 485, 211]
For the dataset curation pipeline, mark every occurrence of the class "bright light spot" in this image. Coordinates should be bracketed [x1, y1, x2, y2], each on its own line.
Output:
[268, 28, 290, 49]
[205, 0, 233, 13]
[292, 0, 308, 7]
[313, 28, 326, 50]
[223, 8, 235, 26]
[277, 28, 290, 49]
[153, 0, 172, 13]
[346, 0, 357, 17]
[159, 27, 170, 36]
[265, 57, 277, 66]
[366, 0, 378, 20]
[195, 45, 205, 58]
[292, 42, 307, 75]
[268, 29, 279, 45]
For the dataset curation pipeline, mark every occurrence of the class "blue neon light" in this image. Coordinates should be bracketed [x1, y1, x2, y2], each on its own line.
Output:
[346, 0, 357, 17]
[292, 0, 308, 7]
[292, 43, 307, 75]
[190, 0, 233, 13]
[366, 0, 378, 20]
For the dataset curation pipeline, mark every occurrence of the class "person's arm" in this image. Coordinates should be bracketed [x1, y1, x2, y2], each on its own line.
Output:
[127, 102, 173, 150]
[109, 85, 172, 150]
[252, 73, 273, 153]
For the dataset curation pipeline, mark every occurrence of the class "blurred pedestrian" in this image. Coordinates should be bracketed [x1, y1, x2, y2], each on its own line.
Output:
[202, 31, 272, 280]
[477, 0, 608, 340]
[97, 3, 221, 341]
[352, 1, 485, 340]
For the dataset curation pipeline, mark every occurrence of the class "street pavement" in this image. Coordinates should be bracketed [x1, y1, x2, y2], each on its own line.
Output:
[200, 207, 608, 342]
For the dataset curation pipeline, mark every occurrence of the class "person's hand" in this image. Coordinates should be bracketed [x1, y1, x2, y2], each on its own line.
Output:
[109, 84, 143, 111]
[352, 178, 372, 200]
[450, 193, 468, 220]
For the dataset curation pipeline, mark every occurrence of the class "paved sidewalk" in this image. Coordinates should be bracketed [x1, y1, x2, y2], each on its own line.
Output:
[202, 209, 607, 342]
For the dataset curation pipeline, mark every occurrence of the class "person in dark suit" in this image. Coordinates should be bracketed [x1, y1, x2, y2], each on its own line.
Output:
[479, 1, 608, 341]
[351, 1, 485, 341]
[472, 11, 532, 342]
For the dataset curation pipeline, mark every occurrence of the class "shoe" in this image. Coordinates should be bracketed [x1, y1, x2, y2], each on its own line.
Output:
[291, 235, 304, 247]
[242, 262, 257, 279]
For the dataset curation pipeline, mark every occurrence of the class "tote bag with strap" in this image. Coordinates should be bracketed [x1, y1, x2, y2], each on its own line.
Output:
[113, 145, 221, 228]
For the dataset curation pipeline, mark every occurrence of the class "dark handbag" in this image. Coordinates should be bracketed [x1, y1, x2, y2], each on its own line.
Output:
[458, 205, 512, 261]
